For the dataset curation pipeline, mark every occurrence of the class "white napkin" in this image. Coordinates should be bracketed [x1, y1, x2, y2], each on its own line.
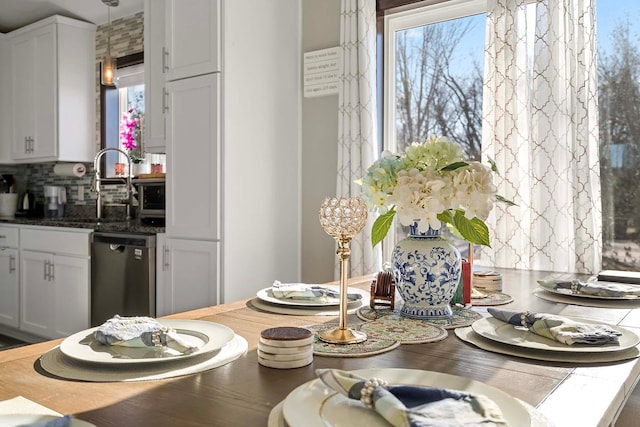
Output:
[271, 281, 339, 303]
[94, 315, 200, 354]
[0, 396, 71, 426]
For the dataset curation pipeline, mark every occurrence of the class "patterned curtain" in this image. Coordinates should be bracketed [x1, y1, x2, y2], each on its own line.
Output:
[336, 0, 381, 277]
[482, 0, 602, 273]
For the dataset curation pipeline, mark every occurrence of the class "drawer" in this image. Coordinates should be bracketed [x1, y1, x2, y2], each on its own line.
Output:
[21, 228, 90, 256]
[0, 226, 19, 248]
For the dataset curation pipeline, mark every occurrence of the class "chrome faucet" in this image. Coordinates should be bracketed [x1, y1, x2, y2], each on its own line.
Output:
[92, 147, 134, 220]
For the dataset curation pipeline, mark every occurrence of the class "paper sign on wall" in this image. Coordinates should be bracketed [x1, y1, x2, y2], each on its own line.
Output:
[303, 47, 341, 98]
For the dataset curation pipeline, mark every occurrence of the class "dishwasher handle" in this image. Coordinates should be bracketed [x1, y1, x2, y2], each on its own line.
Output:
[92, 232, 156, 249]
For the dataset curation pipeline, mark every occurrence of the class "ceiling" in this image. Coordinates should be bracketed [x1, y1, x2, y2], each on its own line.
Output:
[0, 0, 144, 33]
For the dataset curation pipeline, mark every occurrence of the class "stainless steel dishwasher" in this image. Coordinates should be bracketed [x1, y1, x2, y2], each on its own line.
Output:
[90, 232, 156, 326]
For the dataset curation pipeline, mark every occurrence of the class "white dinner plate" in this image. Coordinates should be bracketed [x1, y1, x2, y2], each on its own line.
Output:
[537, 283, 640, 300]
[0, 414, 96, 426]
[471, 316, 639, 353]
[282, 368, 531, 427]
[59, 320, 235, 364]
[256, 285, 367, 307]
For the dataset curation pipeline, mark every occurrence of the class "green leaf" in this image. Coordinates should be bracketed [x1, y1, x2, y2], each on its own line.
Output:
[487, 157, 499, 174]
[371, 207, 396, 248]
[439, 161, 469, 171]
[496, 194, 517, 206]
[453, 211, 491, 247]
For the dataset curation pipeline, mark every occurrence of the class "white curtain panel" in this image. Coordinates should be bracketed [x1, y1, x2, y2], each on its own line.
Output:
[482, 0, 602, 273]
[336, 0, 381, 277]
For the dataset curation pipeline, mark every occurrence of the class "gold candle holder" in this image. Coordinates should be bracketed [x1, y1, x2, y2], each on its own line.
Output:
[318, 196, 368, 344]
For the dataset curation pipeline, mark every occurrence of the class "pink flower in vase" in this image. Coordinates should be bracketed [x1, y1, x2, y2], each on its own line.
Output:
[120, 108, 140, 151]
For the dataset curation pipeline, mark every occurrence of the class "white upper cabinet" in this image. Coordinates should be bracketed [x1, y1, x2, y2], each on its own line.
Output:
[9, 16, 95, 163]
[166, 73, 220, 240]
[0, 34, 11, 163]
[143, 0, 167, 153]
[164, 0, 220, 81]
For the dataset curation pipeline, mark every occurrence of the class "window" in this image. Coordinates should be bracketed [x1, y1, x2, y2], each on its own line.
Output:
[383, 0, 640, 271]
[100, 52, 165, 179]
[383, 1, 486, 261]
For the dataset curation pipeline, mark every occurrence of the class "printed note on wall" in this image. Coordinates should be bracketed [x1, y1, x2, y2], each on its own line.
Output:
[303, 47, 341, 98]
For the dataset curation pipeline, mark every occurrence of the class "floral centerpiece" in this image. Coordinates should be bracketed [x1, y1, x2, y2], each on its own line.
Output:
[120, 107, 143, 164]
[360, 135, 513, 318]
[360, 135, 513, 248]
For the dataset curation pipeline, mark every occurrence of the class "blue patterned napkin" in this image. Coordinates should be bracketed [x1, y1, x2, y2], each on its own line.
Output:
[94, 315, 200, 354]
[317, 369, 508, 427]
[538, 278, 640, 298]
[271, 281, 361, 303]
[24, 415, 72, 427]
[487, 308, 621, 345]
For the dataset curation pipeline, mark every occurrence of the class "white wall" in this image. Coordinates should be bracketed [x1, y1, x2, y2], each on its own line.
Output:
[221, 1, 302, 302]
[301, 0, 341, 283]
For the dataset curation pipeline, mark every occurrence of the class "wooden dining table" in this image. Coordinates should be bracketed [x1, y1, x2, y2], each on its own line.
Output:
[0, 268, 639, 427]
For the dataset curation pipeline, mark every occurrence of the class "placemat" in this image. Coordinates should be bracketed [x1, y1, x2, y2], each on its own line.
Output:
[38, 335, 248, 382]
[533, 288, 640, 309]
[247, 298, 366, 316]
[471, 291, 514, 306]
[305, 323, 401, 358]
[356, 306, 482, 329]
[358, 317, 448, 344]
[455, 327, 640, 363]
[267, 397, 553, 427]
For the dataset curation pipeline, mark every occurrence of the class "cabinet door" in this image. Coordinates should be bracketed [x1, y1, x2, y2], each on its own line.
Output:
[0, 248, 19, 328]
[11, 33, 35, 158]
[144, 0, 167, 152]
[52, 255, 89, 338]
[165, 0, 220, 81]
[20, 251, 52, 337]
[161, 238, 218, 315]
[166, 73, 220, 240]
[11, 24, 56, 160]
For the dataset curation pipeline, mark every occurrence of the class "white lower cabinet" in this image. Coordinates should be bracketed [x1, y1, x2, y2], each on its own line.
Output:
[156, 234, 219, 316]
[0, 226, 20, 329]
[19, 228, 90, 340]
[0, 247, 19, 328]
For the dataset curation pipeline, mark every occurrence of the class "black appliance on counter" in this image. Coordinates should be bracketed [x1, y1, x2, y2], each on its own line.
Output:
[133, 178, 165, 226]
[15, 190, 42, 218]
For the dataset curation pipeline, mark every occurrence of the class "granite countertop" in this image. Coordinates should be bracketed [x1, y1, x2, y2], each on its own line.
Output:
[0, 217, 165, 234]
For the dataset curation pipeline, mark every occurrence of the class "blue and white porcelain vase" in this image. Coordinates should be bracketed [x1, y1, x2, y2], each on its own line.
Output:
[392, 222, 462, 318]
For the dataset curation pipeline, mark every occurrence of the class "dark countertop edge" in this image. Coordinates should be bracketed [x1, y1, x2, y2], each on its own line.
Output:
[0, 218, 165, 234]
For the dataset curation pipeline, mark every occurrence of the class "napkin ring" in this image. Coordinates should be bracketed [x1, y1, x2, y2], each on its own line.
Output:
[520, 311, 531, 328]
[151, 327, 170, 347]
[360, 378, 388, 408]
[570, 280, 579, 294]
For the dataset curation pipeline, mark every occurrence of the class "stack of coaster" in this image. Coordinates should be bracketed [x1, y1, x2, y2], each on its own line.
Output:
[258, 327, 314, 369]
[473, 270, 503, 292]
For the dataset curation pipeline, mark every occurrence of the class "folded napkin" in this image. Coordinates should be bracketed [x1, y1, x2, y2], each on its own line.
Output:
[538, 278, 640, 298]
[94, 315, 200, 354]
[271, 281, 360, 303]
[25, 415, 72, 427]
[0, 396, 71, 427]
[487, 308, 621, 346]
[317, 369, 507, 427]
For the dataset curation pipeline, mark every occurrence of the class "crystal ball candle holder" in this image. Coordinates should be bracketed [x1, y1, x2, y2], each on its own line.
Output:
[318, 196, 368, 344]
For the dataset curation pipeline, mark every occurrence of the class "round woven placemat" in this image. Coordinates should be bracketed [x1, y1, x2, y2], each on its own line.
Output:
[359, 317, 448, 344]
[305, 323, 400, 358]
[356, 306, 481, 329]
[471, 292, 514, 306]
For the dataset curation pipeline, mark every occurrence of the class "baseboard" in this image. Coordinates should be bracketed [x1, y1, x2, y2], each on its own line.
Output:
[0, 325, 46, 345]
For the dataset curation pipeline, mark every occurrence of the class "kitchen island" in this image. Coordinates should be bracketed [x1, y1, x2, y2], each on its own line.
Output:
[0, 269, 639, 426]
